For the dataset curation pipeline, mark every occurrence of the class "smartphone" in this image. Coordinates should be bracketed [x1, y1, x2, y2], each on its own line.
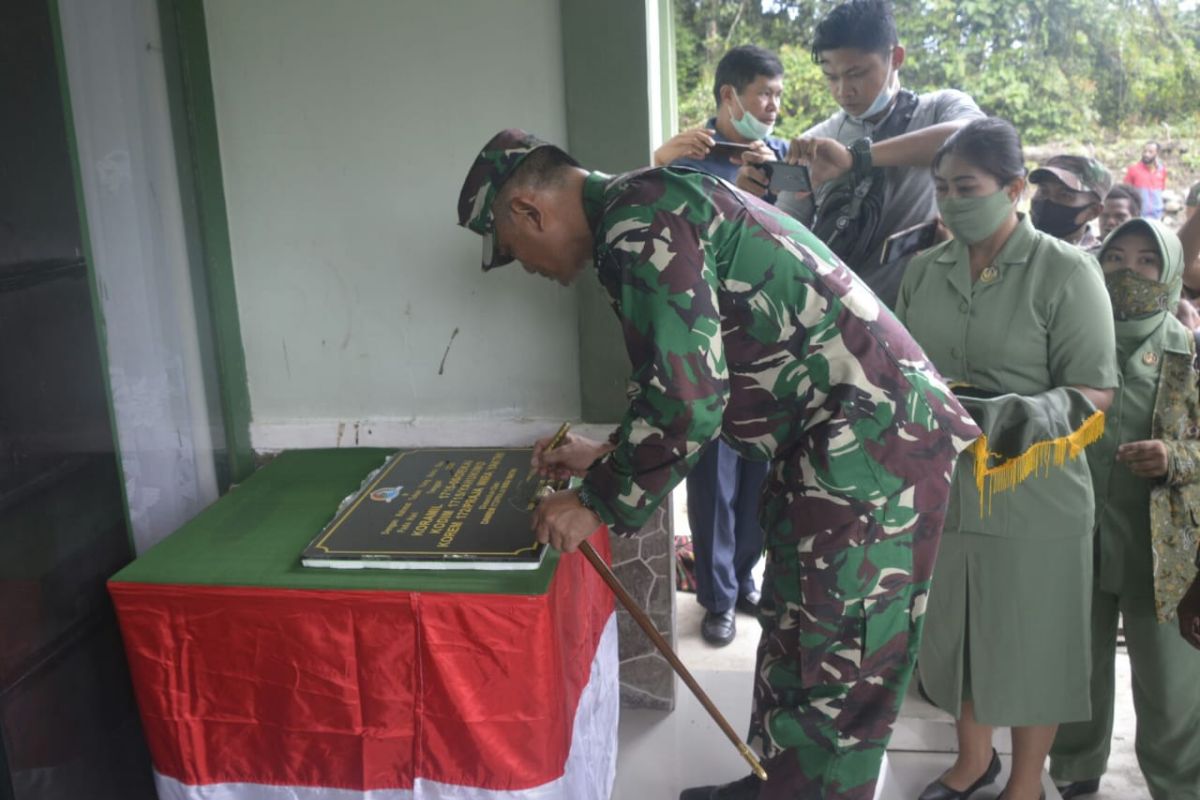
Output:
[765, 162, 812, 194]
[880, 220, 940, 268]
[708, 141, 754, 161]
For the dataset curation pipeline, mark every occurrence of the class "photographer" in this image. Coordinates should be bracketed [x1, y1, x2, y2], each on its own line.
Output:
[743, 0, 982, 308]
[653, 46, 790, 648]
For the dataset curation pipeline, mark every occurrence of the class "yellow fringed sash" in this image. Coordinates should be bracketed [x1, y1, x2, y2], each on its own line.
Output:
[971, 410, 1106, 515]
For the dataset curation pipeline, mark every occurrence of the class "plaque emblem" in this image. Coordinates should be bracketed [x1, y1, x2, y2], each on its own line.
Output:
[370, 486, 403, 503]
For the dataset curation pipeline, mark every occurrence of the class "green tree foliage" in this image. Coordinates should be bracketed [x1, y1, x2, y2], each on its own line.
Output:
[673, 0, 1200, 144]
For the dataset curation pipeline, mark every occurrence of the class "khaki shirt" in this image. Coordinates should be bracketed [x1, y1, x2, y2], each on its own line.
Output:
[1093, 323, 1200, 619]
[896, 215, 1119, 539]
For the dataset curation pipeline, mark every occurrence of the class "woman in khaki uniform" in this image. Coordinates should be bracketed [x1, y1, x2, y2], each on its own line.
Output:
[1048, 218, 1200, 800]
[895, 118, 1118, 800]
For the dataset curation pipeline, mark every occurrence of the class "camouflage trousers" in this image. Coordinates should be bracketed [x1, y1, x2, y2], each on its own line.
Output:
[746, 460, 952, 799]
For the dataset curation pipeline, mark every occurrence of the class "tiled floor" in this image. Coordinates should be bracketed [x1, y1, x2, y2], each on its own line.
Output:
[611, 487, 1152, 799]
[614, 667, 1064, 800]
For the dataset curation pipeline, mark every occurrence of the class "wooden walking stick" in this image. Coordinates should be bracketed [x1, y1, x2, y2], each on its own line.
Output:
[540, 423, 768, 781]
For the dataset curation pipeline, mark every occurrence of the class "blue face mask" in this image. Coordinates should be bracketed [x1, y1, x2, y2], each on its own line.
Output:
[850, 51, 898, 123]
[730, 91, 773, 141]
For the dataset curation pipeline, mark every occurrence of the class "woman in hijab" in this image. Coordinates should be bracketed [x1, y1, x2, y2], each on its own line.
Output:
[1049, 218, 1200, 800]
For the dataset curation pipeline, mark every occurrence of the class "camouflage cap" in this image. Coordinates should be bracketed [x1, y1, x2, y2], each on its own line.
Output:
[456, 128, 578, 271]
[1029, 155, 1113, 203]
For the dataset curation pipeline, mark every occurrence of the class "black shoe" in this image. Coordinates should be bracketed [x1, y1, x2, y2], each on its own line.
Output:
[679, 773, 762, 800]
[701, 608, 736, 646]
[735, 589, 761, 615]
[1056, 778, 1100, 799]
[916, 673, 936, 706]
[918, 749, 1001, 800]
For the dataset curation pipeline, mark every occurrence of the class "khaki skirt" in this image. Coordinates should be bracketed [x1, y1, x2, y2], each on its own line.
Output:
[918, 529, 1092, 727]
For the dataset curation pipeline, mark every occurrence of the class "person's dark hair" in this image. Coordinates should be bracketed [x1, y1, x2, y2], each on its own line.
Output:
[1105, 183, 1143, 216]
[811, 0, 898, 61]
[493, 147, 575, 223]
[1145, 140, 1160, 150]
[712, 45, 783, 108]
[931, 117, 1026, 186]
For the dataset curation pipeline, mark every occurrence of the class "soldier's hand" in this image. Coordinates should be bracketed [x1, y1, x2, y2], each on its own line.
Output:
[1116, 439, 1169, 479]
[531, 432, 611, 480]
[1178, 574, 1200, 649]
[787, 136, 853, 188]
[653, 128, 715, 166]
[531, 489, 602, 553]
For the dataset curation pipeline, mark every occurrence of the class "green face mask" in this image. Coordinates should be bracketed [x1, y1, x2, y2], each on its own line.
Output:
[729, 92, 773, 141]
[937, 190, 1014, 245]
[1104, 268, 1172, 321]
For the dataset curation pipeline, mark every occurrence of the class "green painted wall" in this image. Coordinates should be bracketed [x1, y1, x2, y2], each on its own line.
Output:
[561, 0, 660, 423]
[159, 0, 253, 486]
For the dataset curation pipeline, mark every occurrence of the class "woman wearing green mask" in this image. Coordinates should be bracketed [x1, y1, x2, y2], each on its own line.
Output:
[896, 117, 1119, 800]
[1047, 218, 1200, 800]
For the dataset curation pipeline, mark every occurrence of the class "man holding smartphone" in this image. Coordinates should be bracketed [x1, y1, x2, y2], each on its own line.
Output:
[652, 45, 791, 649]
[739, 0, 982, 309]
[655, 46, 789, 188]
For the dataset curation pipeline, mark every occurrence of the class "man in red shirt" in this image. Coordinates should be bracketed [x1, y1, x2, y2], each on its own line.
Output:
[1124, 141, 1168, 220]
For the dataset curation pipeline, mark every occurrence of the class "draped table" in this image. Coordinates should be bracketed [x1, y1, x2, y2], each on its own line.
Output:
[108, 449, 617, 800]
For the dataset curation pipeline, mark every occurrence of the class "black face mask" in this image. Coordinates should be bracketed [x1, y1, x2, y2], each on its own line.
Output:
[1031, 197, 1085, 239]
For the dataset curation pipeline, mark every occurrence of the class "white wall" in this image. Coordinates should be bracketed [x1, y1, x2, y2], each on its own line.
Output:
[59, 0, 222, 553]
[204, 0, 581, 450]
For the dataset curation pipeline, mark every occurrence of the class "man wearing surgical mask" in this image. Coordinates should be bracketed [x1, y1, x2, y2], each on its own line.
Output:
[653, 45, 788, 185]
[1028, 154, 1113, 251]
[756, 0, 983, 308]
[653, 46, 789, 648]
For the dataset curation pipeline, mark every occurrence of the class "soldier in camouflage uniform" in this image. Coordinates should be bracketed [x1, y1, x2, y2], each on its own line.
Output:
[456, 128, 980, 800]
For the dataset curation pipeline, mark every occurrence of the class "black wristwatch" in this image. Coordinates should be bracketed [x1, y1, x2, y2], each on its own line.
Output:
[576, 485, 598, 514]
[849, 137, 874, 176]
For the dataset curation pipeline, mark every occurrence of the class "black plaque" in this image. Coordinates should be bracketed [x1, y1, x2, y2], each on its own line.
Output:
[301, 448, 549, 570]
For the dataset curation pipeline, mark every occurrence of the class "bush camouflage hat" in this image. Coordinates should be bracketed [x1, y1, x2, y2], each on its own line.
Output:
[1029, 155, 1113, 203]
[456, 128, 578, 271]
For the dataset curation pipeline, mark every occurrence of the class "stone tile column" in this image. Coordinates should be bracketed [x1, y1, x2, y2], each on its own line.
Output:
[611, 496, 675, 710]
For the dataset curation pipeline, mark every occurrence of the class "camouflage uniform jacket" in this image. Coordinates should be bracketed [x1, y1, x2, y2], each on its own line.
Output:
[1147, 332, 1200, 621]
[576, 166, 981, 541]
